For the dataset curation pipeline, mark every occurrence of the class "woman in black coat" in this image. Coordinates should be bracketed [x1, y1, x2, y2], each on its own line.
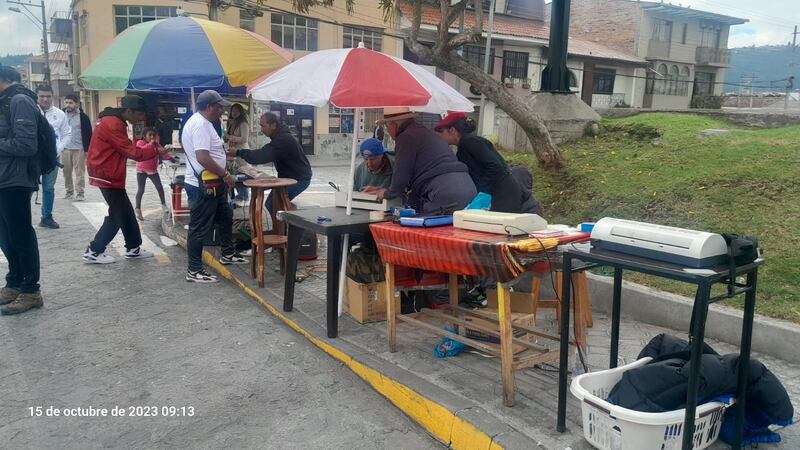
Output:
[434, 112, 537, 214]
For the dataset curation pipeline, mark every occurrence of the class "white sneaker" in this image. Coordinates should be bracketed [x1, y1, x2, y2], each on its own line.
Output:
[125, 247, 154, 259]
[186, 269, 219, 283]
[83, 248, 115, 264]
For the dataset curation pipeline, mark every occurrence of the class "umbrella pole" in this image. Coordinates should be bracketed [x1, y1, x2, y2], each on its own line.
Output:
[337, 108, 362, 317]
[190, 86, 196, 112]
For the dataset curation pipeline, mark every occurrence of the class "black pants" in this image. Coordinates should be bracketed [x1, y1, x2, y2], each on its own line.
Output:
[186, 184, 234, 272]
[135, 172, 166, 209]
[490, 174, 531, 214]
[0, 188, 39, 293]
[90, 188, 142, 254]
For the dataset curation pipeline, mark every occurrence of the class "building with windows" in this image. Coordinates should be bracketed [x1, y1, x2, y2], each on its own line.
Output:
[24, 50, 76, 103]
[566, 0, 747, 109]
[64, 0, 403, 155]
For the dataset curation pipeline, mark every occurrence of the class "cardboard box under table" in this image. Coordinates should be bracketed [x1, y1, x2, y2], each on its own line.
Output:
[344, 278, 401, 324]
[370, 222, 585, 406]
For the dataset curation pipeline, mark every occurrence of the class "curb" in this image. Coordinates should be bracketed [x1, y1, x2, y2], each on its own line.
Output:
[586, 273, 800, 365]
[168, 229, 506, 450]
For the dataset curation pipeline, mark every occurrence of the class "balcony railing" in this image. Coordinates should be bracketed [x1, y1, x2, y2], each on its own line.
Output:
[592, 93, 627, 108]
[647, 39, 671, 59]
[696, 47, 731, 66]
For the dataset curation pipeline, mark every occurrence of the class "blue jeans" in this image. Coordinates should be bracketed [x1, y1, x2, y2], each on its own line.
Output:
[265, 178, 311, 213]
[41, 168, 58, 219]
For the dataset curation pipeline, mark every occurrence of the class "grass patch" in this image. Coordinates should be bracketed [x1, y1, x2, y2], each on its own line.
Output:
[504, 113, 800, 323]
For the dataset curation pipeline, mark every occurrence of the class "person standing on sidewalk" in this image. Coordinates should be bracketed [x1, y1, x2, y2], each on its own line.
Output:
[0, 66, 44, 315]
[83, 95, 163, 264]
[36, 85, 69, 229]
[61, 94, 92, 202]
[183, 90, 247, 283]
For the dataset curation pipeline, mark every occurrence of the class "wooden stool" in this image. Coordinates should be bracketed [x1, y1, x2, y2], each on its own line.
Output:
[244, 178, 297, 288]
[531, 272, 593, 348]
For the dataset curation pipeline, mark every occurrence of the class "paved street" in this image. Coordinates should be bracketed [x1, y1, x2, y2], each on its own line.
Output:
[0, 163, 439, 449]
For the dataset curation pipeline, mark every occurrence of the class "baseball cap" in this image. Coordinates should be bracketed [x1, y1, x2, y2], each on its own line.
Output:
[434, 112, 467, 131]
[196, 90, 231, 109]
[359, 138, 385, 159]
[120, 94, 147, 112]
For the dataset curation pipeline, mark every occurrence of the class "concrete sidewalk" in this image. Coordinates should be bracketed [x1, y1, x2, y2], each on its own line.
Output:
[164, 214, 800, 449]
[0, 168, 440, 449]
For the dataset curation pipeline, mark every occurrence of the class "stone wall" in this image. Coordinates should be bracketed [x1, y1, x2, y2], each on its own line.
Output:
[597, 108, 800, 128]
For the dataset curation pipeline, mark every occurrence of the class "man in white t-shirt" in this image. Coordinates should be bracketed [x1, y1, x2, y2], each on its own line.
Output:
[182, 90, 247, 283]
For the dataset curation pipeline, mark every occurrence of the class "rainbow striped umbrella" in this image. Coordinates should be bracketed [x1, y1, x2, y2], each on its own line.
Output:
[79, 16, 292, 91]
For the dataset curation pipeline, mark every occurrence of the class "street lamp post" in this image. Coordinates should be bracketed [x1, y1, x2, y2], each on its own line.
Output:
[9, 0, 51, 85]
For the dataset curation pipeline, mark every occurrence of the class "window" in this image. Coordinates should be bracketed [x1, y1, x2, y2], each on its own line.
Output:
[651, 19, 672, 42]
[679, 66, 691, 96]
[501, 51, 529, 81]
[114, 5, 177, 35]
[240, 10, 256, 32]
[271, 13, 318, 51]
[592, 68, 616, 94]
[681, 23, 688, 44]
[693, 72, 715, 96]
[462, 45, 495, 74]
[654, 63, 668, 94]
[343, 26, 383, 51]
[668, 65, 679, 95]
[569, 70, 578, 88]
[329, 106, 355, 133]
[30, 62, 46, 75]
[700, 21, 721, 49]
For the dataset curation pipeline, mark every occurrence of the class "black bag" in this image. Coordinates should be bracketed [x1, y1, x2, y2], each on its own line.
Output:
[35, 114, 59, 175]
[0, 91, 59, 175]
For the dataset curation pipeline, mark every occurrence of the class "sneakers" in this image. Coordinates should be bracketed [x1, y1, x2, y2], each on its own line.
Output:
[0, 287, 20, 306]
[125, 247, 154, 259]
[83, 247, 115, 264]
[135, 208, 144, 220]
[39, 217, 60, 229]
[1, 292, 43, 315]
[186, 269, 219, 283]
[461, 287, 488, 309]
[64, 192, 74, 200]
[76, 193, 85, 202]
[220, 252, 248, 265]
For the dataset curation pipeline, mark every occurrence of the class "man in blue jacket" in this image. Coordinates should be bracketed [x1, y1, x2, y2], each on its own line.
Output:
[0, 66, 43, 315]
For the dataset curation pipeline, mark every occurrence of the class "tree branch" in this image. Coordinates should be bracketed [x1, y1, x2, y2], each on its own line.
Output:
[409, 0, 422, 44]
[446, 30, 478, 51]
[435, 0, 451, 54]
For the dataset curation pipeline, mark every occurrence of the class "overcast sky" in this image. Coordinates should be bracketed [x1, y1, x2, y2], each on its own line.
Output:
[1, 0, 799, 56]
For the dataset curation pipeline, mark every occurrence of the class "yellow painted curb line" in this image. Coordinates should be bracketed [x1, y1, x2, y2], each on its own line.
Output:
[172, 232, 501, 449]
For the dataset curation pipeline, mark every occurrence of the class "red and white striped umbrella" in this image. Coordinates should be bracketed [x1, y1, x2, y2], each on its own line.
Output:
[248, 44, 474, 113]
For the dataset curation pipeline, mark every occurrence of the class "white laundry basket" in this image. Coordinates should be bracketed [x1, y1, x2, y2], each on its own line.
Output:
[570, 357, 733, 450]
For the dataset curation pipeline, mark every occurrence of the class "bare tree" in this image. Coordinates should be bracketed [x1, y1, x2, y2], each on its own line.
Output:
[241, 0, 565, 169]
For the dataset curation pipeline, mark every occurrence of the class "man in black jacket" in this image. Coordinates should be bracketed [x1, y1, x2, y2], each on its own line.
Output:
[0, 66, 43, 315]
[62, 93, 92, 201]
[229, 112, 312, 211]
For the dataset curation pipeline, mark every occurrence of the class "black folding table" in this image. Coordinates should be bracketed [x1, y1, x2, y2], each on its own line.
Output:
[282, 206, 391, 338]
[555, 245, 761, 450]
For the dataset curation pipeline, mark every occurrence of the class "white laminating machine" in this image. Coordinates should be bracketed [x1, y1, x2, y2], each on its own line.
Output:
[453, 210, 548, 235]
[334, 191, 402, 211]
[590, 217, 729, 268]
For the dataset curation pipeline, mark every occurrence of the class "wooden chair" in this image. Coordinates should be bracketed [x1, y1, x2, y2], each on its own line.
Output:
[244, 178, 297, 288]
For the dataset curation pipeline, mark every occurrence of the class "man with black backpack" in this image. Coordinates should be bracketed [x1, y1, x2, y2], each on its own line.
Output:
[0, 66, 45, 315]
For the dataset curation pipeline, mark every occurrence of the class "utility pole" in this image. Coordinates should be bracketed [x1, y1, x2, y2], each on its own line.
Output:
[208, 0, 220, 21]
[478, 0, 497, 135]
[785, 25, 798, 110]
[9, 0, 51, 85]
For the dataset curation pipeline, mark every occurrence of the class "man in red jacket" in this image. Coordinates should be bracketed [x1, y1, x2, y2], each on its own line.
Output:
[83, 95, 164, 264]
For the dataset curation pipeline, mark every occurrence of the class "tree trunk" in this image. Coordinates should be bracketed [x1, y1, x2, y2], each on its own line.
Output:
[416, 46, 565, 170]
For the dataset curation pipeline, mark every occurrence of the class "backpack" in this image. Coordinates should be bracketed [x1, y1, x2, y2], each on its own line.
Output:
[0, 90, 59, 175]
[35, 113, 59, 175]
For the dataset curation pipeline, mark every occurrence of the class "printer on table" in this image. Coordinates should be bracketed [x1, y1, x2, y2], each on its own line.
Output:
[590, 217, 728, 268]
[334, 191, 402, 211]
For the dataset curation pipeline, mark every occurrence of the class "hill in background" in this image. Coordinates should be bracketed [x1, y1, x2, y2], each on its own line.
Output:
[725, 45, 800, 93]
[0, 54, 33, 68]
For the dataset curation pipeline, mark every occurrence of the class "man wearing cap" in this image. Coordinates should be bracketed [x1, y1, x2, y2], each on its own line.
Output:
[353, 138, 393, 192]
[182, 90, 246, 284]
[83, 95, 164, 264]
[364, 108, 476, 214]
